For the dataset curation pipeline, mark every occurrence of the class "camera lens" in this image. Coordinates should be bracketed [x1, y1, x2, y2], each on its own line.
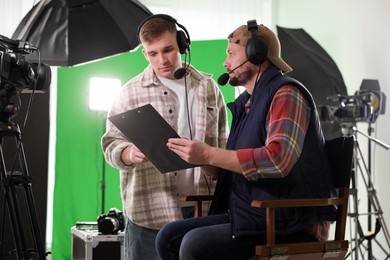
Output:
[97, 208, 125, 235]
[98, 217, 119, 235]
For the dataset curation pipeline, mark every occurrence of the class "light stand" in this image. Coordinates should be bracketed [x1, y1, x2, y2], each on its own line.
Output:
[100, 114, 107, 214]
[89, 77, 121, 214]
[342, 123, 390, 260]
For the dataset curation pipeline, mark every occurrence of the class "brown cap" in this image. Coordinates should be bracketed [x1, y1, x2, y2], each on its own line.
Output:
[228, 24, 292, 73]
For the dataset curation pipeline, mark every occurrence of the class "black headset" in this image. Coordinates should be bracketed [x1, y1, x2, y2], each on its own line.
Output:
[245, 20, 269, 65]
[137, 14, 191, 55]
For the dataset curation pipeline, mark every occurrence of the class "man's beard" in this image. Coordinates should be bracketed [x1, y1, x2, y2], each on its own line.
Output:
[229, 67, 256, 87]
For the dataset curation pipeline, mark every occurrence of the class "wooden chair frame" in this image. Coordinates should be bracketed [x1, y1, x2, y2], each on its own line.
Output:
[180, 136, 354, 260]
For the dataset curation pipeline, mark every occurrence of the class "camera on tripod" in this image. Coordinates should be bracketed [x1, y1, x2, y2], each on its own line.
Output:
[319, 79, 386, 124]
[0, 34, 51, 121]
[97, 208, 125, 235]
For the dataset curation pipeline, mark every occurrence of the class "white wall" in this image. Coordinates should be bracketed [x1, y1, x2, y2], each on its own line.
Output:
[140, 0, 272, 40]
[0, 0, 33, 38]
[274, 0, 390, 258]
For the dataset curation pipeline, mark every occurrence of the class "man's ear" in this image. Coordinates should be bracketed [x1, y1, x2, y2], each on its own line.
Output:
[141, 48, 148, 60]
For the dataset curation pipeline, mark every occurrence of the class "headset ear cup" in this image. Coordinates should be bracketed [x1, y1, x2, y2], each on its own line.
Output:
[177, 30, 189, 54]
[246, 37, 268, 65]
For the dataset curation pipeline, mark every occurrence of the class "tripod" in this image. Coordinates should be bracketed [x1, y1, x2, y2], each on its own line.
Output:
[342, 123, 390, 260]
[0, 121, 47, 259]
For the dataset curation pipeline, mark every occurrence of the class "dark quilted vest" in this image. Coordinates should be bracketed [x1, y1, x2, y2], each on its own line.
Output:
[210, 66, 337, 237]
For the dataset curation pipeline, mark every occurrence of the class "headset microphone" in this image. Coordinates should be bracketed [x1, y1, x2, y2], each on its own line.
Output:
[217, 73, 230, 86]
[217, 59, 250, 86]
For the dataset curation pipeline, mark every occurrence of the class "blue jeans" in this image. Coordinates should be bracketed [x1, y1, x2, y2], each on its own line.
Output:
[155, 213, 258, 260]
[155, 213, 318, 260]
[125, 207, 194, 260]
[125, 219, 160, 260]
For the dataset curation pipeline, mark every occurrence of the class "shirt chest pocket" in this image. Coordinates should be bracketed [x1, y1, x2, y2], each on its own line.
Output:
[206, 106, 219, 138]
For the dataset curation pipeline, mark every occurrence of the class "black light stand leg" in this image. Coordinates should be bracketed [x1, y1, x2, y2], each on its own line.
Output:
[101, 115, 107, 214]
[101, 148, 106, 214]
[0, 122, 47, 259]
[367, 123, 374, 260]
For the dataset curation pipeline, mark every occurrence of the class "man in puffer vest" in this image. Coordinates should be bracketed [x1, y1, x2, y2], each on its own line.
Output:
[155, 20, 336, 260]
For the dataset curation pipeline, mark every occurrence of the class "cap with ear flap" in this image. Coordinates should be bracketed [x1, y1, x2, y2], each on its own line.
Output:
[137, 14, 191, 54]
[228, 22, 292, 73]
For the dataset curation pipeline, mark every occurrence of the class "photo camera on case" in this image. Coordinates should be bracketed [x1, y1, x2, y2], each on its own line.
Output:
[97, 208, 125, 235]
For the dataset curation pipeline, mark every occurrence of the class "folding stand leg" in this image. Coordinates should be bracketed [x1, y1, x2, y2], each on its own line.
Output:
[0, 122, 47, 259]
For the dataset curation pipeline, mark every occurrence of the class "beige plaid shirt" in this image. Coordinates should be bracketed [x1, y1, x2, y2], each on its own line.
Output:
[101, 64, 228, 230]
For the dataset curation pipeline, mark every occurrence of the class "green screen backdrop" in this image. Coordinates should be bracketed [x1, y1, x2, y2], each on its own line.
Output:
[51, 39, 235, 259]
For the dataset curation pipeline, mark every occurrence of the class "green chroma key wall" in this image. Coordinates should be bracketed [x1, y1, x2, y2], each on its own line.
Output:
[51, 39, 235, 259]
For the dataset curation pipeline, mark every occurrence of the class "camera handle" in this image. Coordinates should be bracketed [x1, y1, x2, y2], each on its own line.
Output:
[340, 123, 389, 150]
[353, 126, 390, 150]
[0, 121, 48, 259]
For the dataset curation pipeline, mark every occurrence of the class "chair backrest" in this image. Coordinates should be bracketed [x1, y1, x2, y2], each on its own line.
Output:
[325, 136, 354, 245]
[325, 136, 354, 188]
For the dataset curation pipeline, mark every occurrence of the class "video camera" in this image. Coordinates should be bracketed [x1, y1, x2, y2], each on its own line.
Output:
[0, 34, 51, 121]
[319, 79, 386, 124]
